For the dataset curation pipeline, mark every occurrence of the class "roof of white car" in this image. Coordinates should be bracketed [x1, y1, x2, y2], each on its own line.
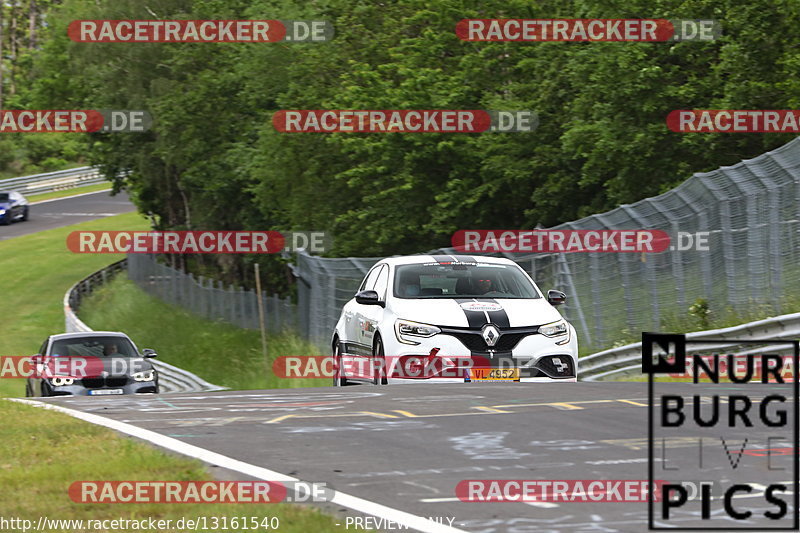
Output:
[379, 254, 515, 266]
[49, 331, 130, 341]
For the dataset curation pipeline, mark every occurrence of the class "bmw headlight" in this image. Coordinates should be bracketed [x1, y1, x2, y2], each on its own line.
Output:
[539, 320, 568, 337]
[395, 319, 441, 345]
[50, 376, 74, 386]
[132, 370, 154, 382]
[0, 209, 5, 215]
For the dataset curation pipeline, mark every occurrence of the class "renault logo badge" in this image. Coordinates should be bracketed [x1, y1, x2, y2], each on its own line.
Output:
[482, 324, 500, 347]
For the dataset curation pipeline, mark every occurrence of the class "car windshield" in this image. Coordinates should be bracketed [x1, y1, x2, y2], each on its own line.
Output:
[393, 262, 541, 299]
[49, 337, 138, 357]
[0, 193, 9, 202]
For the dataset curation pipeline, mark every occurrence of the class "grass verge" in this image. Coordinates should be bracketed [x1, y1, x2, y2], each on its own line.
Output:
[0, 211, 149, 398]
[27, 183, 112, 204]
[79, 276, 326, 390]
[1, 400, 343, 532]
[0, 211, 345, 532]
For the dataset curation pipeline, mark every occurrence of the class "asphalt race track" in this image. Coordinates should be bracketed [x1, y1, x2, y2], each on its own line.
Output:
[8, 189, 794, 531]
[9, 187, 792, 531]
[0, 189, 135, 241]
[34, 381, 797, 532]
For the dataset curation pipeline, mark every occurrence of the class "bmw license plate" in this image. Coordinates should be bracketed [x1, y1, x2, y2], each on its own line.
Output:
[470, 368, 520, 381]
[88, 389, 124, 395]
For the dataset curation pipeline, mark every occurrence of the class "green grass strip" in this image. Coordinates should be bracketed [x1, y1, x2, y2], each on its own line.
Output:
[0, 211, 346, 532]
[80, 277, 326, 390]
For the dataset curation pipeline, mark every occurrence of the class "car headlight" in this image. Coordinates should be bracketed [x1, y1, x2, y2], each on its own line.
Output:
[50, 376, 74, 386]
[539, 320, 568, 337]
[133, 370, 154, 382]
[395, 319, 441, 345]
[0, 209, 5, 215]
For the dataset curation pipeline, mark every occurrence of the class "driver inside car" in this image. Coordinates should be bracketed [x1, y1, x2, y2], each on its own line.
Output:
[103, 342, 119, 356]
[475, 277, 495, 294]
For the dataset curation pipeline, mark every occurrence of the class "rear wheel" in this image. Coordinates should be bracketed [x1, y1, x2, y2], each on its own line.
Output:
[332, 341, 348, 387]
[372, 336, 388, 385]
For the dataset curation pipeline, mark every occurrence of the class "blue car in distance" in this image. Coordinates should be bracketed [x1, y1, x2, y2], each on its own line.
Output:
[0, 190, 29, 225]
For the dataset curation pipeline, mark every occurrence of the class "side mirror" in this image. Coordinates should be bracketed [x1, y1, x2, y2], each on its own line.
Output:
[142, 349, 158, 358]
[547, 290, 566, 306]
[355, 290, 384, 307]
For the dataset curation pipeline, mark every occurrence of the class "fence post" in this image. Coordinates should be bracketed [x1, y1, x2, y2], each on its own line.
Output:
[229, 284, 236, 325]
[171, 264, 178, 305]
[271, 293, 279, 331]
[255, 263, 268, 361]
[768, 186, 782, 313]
[215, 279, 223, 321]
[189, 273, 197, 316]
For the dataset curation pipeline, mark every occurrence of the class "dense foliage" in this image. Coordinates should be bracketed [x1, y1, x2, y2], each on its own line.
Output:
[20, 0, 800, 285]
[0, 0, 84, 176]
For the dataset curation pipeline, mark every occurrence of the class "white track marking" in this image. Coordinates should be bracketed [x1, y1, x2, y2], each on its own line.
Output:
[9, 398, 466, 533]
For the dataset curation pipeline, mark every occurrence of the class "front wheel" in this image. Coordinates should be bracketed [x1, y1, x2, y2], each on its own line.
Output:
[21, 207, 28, 221]
[332, 341, 348, 387]
[372, 337, 388, 385]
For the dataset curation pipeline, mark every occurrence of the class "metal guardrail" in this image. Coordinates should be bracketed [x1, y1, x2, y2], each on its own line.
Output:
[580, 313, 800, 381]
[64, 260, 227, 393]
[0, 166, 107, 195]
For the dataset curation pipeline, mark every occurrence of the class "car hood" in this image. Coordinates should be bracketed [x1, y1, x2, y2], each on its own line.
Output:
[388, 297, 563, 328]
[0, 202, 10, 209]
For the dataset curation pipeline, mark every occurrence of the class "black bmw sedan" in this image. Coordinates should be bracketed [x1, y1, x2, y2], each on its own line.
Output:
[25, 331, 159, 397]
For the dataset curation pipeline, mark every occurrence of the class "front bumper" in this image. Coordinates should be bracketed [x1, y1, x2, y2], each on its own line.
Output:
[381, 324, 579, 382]
[47, 380, 158, 396]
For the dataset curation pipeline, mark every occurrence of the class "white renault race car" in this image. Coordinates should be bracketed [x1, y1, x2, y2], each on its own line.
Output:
[331, 254, 578, 384]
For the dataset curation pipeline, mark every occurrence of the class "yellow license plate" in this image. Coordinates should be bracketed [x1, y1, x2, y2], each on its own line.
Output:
[470, 368, 520, 381]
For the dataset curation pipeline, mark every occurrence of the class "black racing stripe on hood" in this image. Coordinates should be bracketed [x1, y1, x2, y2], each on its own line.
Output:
[485, 299, 510, 328]
[454, 298, 487, 329]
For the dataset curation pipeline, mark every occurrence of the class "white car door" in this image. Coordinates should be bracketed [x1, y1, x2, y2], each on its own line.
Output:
[354, 264, 388, 379]
[358, 264, 388, 347]
[343, 265, 383, 378]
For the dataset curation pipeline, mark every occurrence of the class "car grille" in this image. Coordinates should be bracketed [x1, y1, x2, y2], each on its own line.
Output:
[81, 376, 129, 389]
[441, 327, 538, 352]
